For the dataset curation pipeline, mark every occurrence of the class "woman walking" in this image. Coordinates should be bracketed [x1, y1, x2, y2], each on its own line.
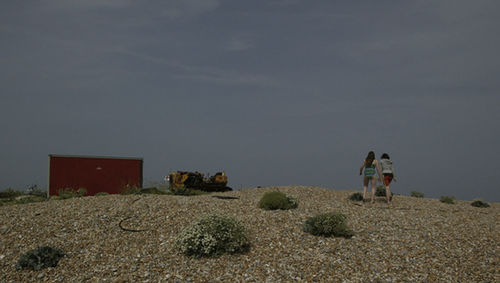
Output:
[380, 153, 397, 205]
[359, 151, 383, 204]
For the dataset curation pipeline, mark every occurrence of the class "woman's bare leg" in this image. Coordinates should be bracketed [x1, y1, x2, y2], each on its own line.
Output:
[370, 177, 376, 204]
[363, 177, 369, 201]
[385, 185, 392, 205]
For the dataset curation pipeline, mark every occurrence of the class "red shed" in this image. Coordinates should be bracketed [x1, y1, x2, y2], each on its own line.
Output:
[48, 154, 143, 196]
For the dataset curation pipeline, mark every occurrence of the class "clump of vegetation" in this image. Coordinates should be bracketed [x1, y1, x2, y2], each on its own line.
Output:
[175, 214, 249, 257]
[440, 196, 456, 204]
[28, 189, 47, 198]
[258, 191, 298, 210]
[349, 192, 363, 201]
[57, 188, 86, 199]
[168, 186, 206, 196]
[1, 189, 25, 206]
[119, 185, 172, 195]
[16, 246, 65, 270]
[26, 185, 47, 198]
[94, 192, 110, 196]
[375, 185, 387, 197]
[140, 187, 167, 195]
[12, 196, 41, 205]
[470, 199, 490, 208]
[0, 188, 47, 206]
[120, 184, 142, 195]
[410, 190, 424, 198]
[303, 212, 353, 238]
[374, 185, 396, 200]
[0, 188, 25, 199]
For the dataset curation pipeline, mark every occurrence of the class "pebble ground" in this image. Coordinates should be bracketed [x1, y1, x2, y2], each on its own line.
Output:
[0, 186, 498, 282]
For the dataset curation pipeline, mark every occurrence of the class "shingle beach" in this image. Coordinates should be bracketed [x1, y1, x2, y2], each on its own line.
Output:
[1, 186, 498, 282]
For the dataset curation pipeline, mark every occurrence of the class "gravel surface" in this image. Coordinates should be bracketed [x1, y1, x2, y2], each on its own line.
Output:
[0, 186, 498, 282]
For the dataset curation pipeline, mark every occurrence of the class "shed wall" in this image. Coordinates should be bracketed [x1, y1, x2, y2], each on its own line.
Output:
[49, 155, 143, 196]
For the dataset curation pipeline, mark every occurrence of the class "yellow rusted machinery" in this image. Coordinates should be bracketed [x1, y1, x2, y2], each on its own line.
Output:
[169, 171, 231, 192]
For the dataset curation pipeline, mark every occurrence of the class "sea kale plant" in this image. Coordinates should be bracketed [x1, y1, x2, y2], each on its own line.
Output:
[0, 188, 25, 199]
[258, 191, 298, 210]
[140, 187, 167, 195]
[440, 196, 456, 204]
[375, 185, 387, 197]
[0, 188, 47, 206]
[470, 199, 490, 208]
[410, 190, 424, 198]
[120, 184, 142, 195]
[349, 192, 363, 201]
[303, 212, 354, 238]
[16, 246, 65, 270]
[169, 186, 206, 196]
[175, 214, 249, 257]
[57, 188, 86, 199]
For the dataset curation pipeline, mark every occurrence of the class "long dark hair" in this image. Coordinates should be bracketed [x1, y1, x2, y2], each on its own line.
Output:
[381, 153, 390, 159]
[365, 151, 375, 166]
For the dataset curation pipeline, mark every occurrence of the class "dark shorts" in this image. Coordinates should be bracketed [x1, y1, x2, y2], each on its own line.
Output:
[383, 173, 393, 186]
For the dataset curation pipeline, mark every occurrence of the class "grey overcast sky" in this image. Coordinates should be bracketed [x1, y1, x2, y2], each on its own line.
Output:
[1, 0, 499, 201]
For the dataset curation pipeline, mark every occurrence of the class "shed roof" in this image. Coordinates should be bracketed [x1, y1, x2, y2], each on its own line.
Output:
[49, 154, 143, 161]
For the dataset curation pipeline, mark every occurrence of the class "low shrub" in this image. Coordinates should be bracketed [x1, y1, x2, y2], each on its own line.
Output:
[258, 191, 298, 210]
[13, 196, 46, 205]
[0, 188, 47, 205]
[169, 186, 206, 196]
[0, 188, 24, 199]
[57, 188, 86, 199]
[303, 212, 353, 238]
[286, 195, 299, 208]
[28, 189, 48, 198]
[349, 192, 363, 201]
[440, 196, 455, 204]
[375, 186, 387, 197]
[470, 199, 490, 208]
[16, 246, 65, 270]
[95, 192, 110, 196]
[120, 184, 142, 195]
[140, 187, 167, 195]
[410, 191, 424, 198]
[175, 214, 249, 257]
[375, 186, 395, 200]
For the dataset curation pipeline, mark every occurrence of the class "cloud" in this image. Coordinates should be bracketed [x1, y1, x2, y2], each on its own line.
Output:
[41, 0, 134, 10]
[174, 64, 279, 88]
[173, 72, 276, 87]
[161, 0, 221, 20]
[226, 37, 255, 51]
[115, 48, 278, 87]
[268, 0, 301, 6]
[38, 0, 220, 21]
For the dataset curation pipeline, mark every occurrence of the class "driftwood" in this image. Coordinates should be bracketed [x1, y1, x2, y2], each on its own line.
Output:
[212, 196, 240, 200]
[119, 216, 147, 232]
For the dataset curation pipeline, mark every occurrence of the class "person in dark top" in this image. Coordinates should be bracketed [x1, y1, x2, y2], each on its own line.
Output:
[380, 153, 397, 206]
